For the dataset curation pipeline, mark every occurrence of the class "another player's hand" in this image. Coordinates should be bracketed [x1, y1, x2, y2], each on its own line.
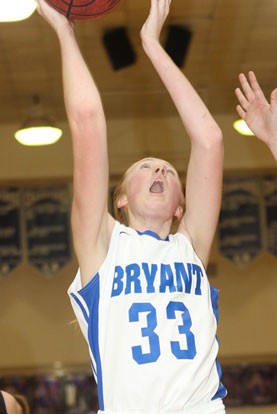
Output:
[235, 71, 277, 160]
[140, 0, 171, 45]
[35, 0, 74, 33]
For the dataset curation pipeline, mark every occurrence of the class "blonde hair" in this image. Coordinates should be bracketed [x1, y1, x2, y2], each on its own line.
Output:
[113, 160, 185, 226]
[113, 168, 130, 225]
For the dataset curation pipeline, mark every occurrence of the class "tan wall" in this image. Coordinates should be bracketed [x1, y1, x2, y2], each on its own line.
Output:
[0, 114, 277, 371]
[211, 243, 277, 359]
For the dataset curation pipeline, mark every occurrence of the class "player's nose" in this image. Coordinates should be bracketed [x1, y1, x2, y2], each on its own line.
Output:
[154, 166, 167, 176]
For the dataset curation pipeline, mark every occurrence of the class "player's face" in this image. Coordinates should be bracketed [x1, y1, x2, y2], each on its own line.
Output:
[118, 158, 183, 221]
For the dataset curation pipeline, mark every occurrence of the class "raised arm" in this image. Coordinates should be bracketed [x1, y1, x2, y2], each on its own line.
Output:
[235, 71, 277, 161]
[36, 0, 114, 285]
[140, 0, 224, 267]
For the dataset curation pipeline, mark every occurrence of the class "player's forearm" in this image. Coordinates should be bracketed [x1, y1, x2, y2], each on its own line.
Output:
[56, 24, 105, 127]
[142, 37, 222, 146]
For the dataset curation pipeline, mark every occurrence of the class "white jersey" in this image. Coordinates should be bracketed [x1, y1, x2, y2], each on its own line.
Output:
[68, 221, 227, 414]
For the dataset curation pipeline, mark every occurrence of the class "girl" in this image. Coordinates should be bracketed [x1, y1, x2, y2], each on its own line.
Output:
[36, 0, 225, 412]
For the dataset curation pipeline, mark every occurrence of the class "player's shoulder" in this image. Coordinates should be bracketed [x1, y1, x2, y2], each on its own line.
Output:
[1, 391, 19, 413]
[170, 229, 193, 247]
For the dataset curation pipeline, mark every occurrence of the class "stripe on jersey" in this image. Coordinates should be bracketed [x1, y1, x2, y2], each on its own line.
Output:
[77, 274, 105, 411]
[210, 285, 227, 400]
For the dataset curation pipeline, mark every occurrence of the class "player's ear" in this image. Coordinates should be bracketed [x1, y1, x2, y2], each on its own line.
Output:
[117, 193, 128, 208]
[174, 205, 183, 220]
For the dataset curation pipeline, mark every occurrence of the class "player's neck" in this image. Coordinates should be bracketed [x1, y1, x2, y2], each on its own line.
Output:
[128, 215, 172, 240]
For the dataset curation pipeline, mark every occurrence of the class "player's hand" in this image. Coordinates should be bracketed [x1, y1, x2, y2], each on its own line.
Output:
[235, 71, 277, 159]
[35, 0, 74, 33]
[140, 0, 172, 44]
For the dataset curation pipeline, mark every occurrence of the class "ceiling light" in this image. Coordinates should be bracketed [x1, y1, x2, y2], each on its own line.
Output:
[233, 119, 255, 136]
[15, 125, 62, 146]
[0, 0, 37, 22]
[14, 95, 63, 146]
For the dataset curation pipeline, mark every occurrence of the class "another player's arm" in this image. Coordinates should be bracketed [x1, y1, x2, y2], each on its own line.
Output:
[36, 0, 114, 285]
[235, 71, 277, 162]
[1, 391, 22, 414]
[141, 0, 223, 268]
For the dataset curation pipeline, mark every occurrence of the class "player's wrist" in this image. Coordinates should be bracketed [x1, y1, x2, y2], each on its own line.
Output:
[268, 139, 277, 162]
[56, 20, 75, 41]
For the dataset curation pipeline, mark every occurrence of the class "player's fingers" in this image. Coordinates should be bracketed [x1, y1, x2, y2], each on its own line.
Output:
[235, 88, 249, 111]
[238, 73, 254, 101]
[270, 88, 277, 110]
[248, 71, 267, 102]
[236, 104, 246, 120]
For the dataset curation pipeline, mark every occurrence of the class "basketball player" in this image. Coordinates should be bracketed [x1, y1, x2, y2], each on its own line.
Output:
[36, 0, 226, 412]
[235, 71, 277, 161]
[0, 390, 29, 414]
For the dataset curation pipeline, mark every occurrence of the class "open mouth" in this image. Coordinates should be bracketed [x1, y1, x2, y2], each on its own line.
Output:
[149, 180, 164, 194]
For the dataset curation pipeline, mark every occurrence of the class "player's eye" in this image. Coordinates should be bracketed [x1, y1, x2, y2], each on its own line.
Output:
[167, 168, 175, 175]
[140, 163, 150, 169]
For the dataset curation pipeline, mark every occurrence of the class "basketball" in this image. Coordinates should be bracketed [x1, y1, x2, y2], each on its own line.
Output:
[45, 0, 121, 21]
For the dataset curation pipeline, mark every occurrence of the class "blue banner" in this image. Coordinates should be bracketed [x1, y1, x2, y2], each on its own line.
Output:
[24, 186, 71, 277]
[262, 176, 277, 257]
[0, 187, 22, 277]
[218, 178, 262, 267]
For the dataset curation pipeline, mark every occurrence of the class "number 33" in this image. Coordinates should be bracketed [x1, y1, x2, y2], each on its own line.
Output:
[129, 301, 197, 365]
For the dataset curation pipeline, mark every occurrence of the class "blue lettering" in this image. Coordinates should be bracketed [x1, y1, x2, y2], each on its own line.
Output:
[192, 264, 203, 295]
[125, 263, 142, 294]
[142, 263, 157, 293]
[175, 262, 192, 293]
[159, 264, 176, 293]
[111, 262, 204, 297]
[111, 265, 124, 297]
